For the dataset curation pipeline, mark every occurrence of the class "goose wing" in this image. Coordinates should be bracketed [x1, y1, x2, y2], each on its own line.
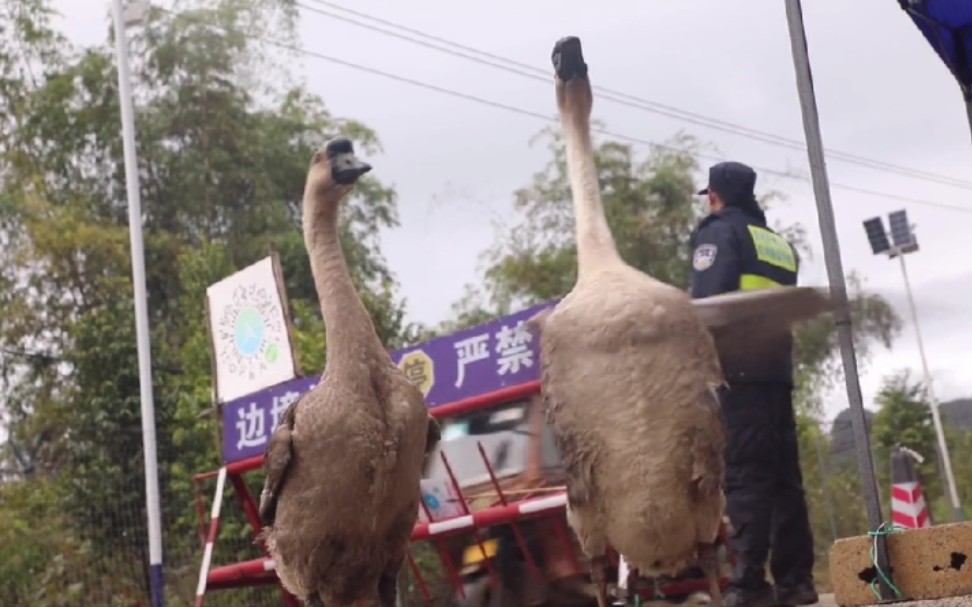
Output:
[541, 372, 596, 508]
[690, 388, 727, 500]
[531, 307, 597, 510]
[691, 285, 831, 330]
[692, 286, 832, 369]
[258, 396, 301, 527]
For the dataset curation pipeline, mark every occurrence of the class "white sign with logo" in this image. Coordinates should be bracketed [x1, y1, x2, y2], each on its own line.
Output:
[418, 478, 465, 523]
[206, 255, 298, 403]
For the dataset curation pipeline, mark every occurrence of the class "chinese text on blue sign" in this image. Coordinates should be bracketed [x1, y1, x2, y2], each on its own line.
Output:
[222, 301, 555, 462]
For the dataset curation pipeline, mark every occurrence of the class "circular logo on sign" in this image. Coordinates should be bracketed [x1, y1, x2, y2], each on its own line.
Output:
[265, 343, 279, 363]
[423, 492, 441, 510]
[234, 306, 265, 356]
[216, 283, 287, 380]
[398, 350, 435, 397]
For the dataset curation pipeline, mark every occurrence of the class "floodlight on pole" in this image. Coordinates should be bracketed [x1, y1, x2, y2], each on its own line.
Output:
[861, 210, 963, 523]
[863, 217, 892, 256]
[110, 1, 164, 606]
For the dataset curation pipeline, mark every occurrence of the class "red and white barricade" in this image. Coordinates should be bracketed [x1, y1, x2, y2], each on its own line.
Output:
[192, 444, 732, 605]
[890, 446, 932, 530]
[192, 379, 733, 605]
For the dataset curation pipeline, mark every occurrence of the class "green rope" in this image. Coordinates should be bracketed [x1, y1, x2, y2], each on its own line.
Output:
[867, 522, 906, 600]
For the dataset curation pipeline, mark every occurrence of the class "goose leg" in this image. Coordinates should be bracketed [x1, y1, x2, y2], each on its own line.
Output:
[377, 573, 398, 607]
[378, 555, 405, 607]
[698, 543, 723, 607]
[626, 566, 640, 603]
[590, 554, 610, 607]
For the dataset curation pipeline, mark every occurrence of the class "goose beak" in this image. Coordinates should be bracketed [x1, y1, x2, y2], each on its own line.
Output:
[323, 136, 373, 185]
[331, 155, 372, 185]
[552, 36, 588, 83]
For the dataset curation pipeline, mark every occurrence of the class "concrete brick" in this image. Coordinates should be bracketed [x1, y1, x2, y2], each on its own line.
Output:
[829, 521, 972, 606]
[817, 593, 972, 607]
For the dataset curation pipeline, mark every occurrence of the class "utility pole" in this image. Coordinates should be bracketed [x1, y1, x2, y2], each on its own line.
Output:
[783, 0, 896, 600]
[110, 1, 164, 606]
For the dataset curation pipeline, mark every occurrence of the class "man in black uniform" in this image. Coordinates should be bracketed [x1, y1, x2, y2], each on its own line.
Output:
[689, 161, 818, 607]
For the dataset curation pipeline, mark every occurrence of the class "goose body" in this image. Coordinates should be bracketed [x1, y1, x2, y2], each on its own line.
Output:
[258, 139, 439, 607]
[263, 366, 431, 606]
[533, 37, 832, 607]
[539, 264, 727, 574]
[530, 39, 729, 607]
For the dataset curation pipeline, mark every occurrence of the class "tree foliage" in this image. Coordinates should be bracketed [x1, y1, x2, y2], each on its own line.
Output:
[872, 371, 938, 469]
[870, 370, 950, 522]
[0, 0, 415, 603]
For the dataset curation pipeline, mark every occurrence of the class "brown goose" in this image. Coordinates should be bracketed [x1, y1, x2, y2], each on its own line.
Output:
[258, 138, 440, 607]
[528, 37, 728, 607]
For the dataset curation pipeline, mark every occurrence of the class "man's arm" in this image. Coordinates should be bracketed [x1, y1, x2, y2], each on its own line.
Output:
[689, 220, 740, 299]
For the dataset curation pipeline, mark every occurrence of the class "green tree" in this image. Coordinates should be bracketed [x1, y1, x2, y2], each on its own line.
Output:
[792, 414, 866, 590]
[943, 425, 972, 522]
[871, 370, 944, 520]
[0, 0, 415, 603]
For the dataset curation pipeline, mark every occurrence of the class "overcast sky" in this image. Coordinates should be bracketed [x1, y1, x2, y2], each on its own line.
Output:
[53, 0, 972, 423]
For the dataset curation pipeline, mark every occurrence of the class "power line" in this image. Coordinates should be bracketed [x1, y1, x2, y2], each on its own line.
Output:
[157, 6, 972, 216]
[300, 0, 972, 193]
[271, 41, 972, 214]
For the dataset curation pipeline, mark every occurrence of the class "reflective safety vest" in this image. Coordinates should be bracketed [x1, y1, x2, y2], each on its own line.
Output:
[689, 207, 798, 385]
[739, 223, 798, 291]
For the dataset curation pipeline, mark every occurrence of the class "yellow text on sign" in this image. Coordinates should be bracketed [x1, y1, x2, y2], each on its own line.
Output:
[398, 349, 435, 397]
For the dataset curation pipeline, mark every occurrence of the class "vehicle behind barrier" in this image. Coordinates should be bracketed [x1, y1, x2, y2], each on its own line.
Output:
[420, 395, 734, 606]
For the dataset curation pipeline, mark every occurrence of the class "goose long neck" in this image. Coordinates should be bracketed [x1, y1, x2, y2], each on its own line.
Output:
[562, 111, 621, 273]
[303, 189, 388, 368]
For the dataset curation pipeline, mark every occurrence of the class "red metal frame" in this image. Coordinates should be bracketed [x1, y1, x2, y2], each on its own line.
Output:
[193, 465, 300, 607]
[426, 380, 541, 420]
[191, 377, 733, 605]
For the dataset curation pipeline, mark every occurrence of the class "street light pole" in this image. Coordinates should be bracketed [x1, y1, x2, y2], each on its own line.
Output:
[110, 1, 164, 606]
[897, 252, 963, 522]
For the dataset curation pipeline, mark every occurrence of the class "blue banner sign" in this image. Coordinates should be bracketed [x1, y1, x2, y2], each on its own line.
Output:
[222, 301, 555, 463]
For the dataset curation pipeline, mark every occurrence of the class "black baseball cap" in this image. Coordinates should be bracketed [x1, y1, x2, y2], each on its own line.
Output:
[697, 161, 757, 202]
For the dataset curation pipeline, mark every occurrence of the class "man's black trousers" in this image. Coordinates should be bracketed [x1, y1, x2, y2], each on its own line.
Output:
[719, 382, 815, 592]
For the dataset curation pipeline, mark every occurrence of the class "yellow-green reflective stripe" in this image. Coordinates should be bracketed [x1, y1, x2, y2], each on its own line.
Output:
[740, 274, 782, 291]
[747, 225, 797, 272]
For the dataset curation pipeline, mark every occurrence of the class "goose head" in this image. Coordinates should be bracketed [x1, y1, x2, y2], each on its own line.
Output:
[552, 36, 592, 121]
[304, 137, 372, 206]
